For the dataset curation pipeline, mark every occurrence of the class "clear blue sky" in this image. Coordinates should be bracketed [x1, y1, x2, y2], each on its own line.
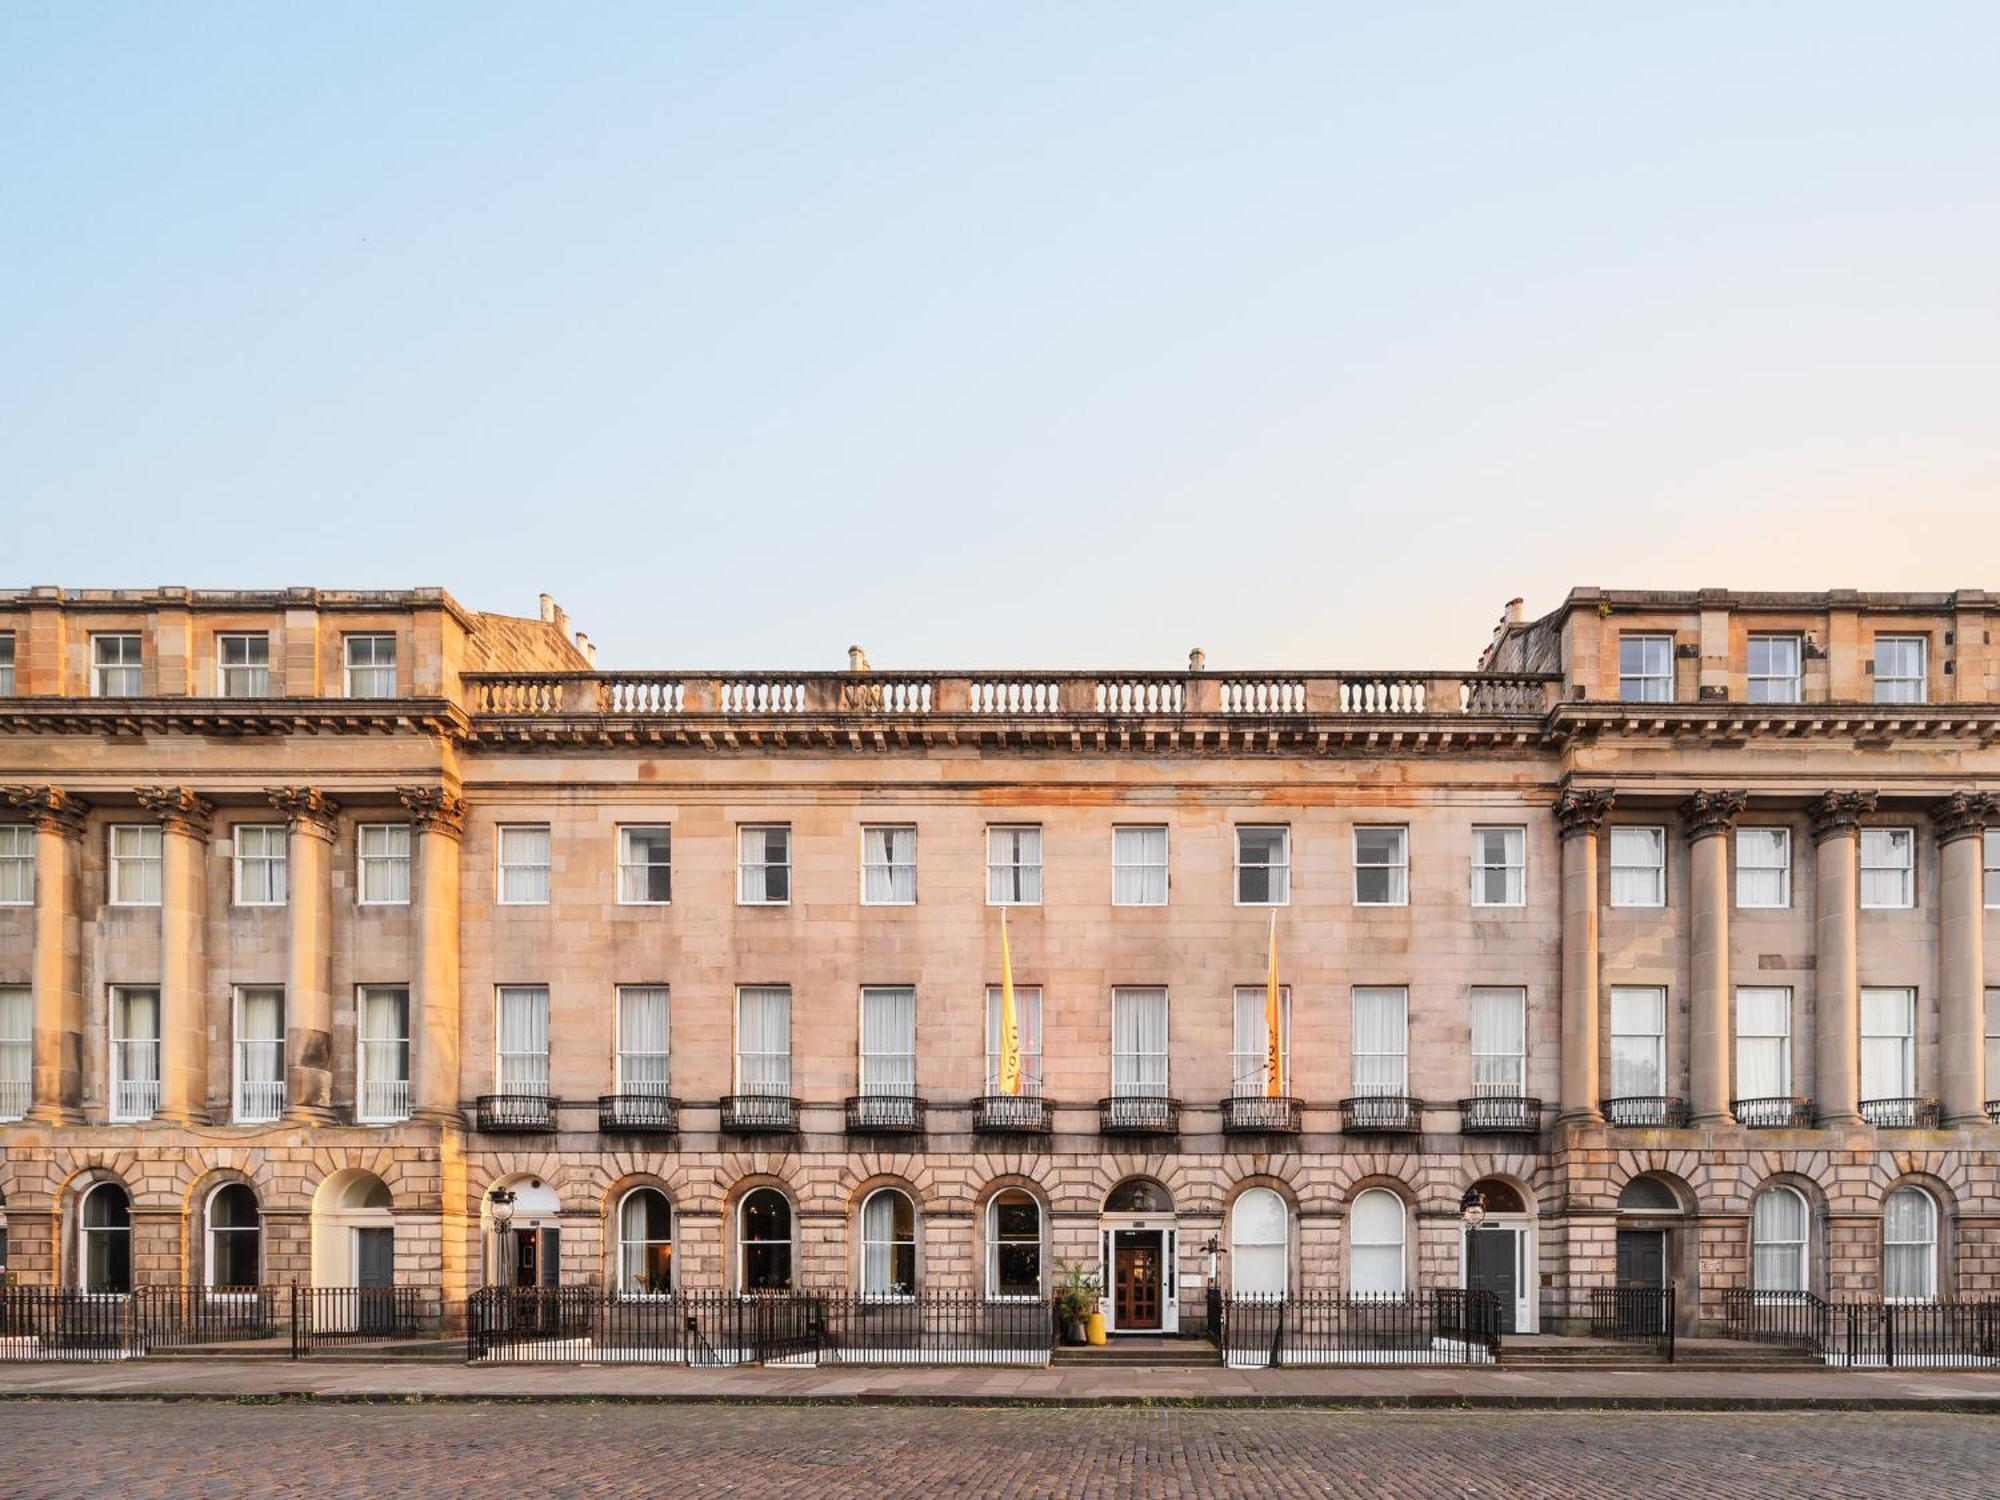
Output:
[3, 3, 1995, 669]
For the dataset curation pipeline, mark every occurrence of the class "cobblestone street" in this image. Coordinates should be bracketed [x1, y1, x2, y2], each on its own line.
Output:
[0, 1402, 1988, 1499]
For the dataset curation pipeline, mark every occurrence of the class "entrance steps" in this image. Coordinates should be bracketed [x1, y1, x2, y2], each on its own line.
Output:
[1052, 1337, 1220, 1368]
[1499, 1335, 1824, 1372]
[149, 1338, 469, 1364]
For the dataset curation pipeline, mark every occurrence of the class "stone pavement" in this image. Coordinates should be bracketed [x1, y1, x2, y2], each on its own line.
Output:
[1, 1357, 1998, 1409]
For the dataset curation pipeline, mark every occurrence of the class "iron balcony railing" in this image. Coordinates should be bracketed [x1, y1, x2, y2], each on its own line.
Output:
[1733, 1096, 1813, 1129]
[1988, 1099, 2000, 1125]
[233, 1077, 287, 1125]
[1218, 1291, 1501, 1368]
[1338, 1095, 1424, 1134]
[476, 1093, 557, 1132]
[1588, 1285, 1675, 1362]
[720, 1094, 800, 1134]
[597, 1094, 681, 1134]
[0, 1078, 28, 1122]
[1097, 1095, 1180, 1135]
[971, 1094, 1051, 1133]
[1861, 1097, 1940, 1129]
[1602, 1095, 1688, 1128]
[1456, 1094, 1543, 1134]
[844, 1094, 926, 1134]
[1220, 1095, 1303, 1134]
[356, 1076, 412, 1125]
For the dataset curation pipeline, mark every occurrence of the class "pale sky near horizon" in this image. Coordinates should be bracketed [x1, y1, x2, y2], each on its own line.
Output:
[3, 3, 1996, 670]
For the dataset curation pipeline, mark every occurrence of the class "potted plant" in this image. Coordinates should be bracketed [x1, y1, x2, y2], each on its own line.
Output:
[1054, 1259, 1102, 1345]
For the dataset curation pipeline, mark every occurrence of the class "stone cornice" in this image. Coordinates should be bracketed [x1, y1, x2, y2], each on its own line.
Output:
[267, 786, 342, 839]
[397, 785, 467, 839]
[1680, 789, 1748, 842]
[134, 786, 215, 836]
[1931, 791, 2000, 844]
[0, 698, 468, 743]
[1807, 790, 1880, 842]
[0, 784, 90, 837]
[1553, 783, 1615, 838]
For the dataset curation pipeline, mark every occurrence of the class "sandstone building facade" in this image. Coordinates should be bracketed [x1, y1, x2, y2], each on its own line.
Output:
[0, 584, 1995, 1335]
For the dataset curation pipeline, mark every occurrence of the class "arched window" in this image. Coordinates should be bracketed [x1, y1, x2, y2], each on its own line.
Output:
[1104, 1178, 1173, 1215]
[1231, 1187, 1289, 1297]
[738, 1187, 793, 1293]
[1752, 1186, 1810, 1293]
[1349, 1188, 1406, 1297]
[617, 1188, 673, 1296]
[1883, 1186, 1938, 1302]
[79, 1183, 132, 1294]
[1618, 1176, 1682, 1214]
[988, 1189, 1041, 1299]
[206, 1183, 262, 1290]
[860, 1188, 917, 1298]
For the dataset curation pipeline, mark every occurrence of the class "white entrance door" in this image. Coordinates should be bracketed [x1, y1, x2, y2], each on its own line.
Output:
[1099, 1221, 1178, 1335]
[1463, 1220, 1535, 1334]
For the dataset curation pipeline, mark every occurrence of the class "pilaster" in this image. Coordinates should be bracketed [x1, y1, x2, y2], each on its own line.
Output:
[271, 786, 340, 1122]
[2, 785, 88, 1121]
[134, 785, 214, 1125]
[400, 785, 465, 1125]
[1682, 790, 1745, 1125]
[1808, 790, 1876, 1126]
[1554, 782, 1614, 1123]
[1933, 792, 1996, 1125]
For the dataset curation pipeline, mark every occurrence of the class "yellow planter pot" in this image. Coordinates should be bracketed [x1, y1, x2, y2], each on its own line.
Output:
[1086, 1312, 1107, 1345]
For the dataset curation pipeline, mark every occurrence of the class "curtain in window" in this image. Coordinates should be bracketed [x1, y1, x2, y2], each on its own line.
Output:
[1472, 827, 1523, 904]
[238, 990, 283, 1067]
[1609, 829, 1664, 905]
[988, 827, 1041, 904]
[618, 1189, 673, 1295]
[112, 988, 161, 1112]
[860, 987, 917, 1095]
[1231, 1187, 1288, 1297]
[112, 826, 163, 904]
[1735, 988, 1791, 1098]
[1860, 990, 1914, 1099]
[1609, 988, 1666, 1096]
[1470, 988, 1525, 1094]
[738, 987, 791, 1094]
[1231, 988, 1289, 1096]
[1113, 827, 1168, 905]
[618, 988, 670, 1095]
[497, 987, 550, 1094]
[861, 1190, 917, 1297]
[360, 825, 411, 903]
[863, 827, 916, 903]
[1882, 1187, 1937, 1301]
[1111, 989, 1168, 1095]
[359, 987, 410, 1119]
[1349, 1189, 1406, 1296]
[1752, 1188, 1808, 1292]
[986, 987, 1044, 1093]
[1352, 988, 1407, 1095]
[1859, 830, 1912, 907]
[0, 827, 32, 904]
[1736, 830, 1790, 906]
[0, 987, 29, 1120]
[500, 827, 551, 903]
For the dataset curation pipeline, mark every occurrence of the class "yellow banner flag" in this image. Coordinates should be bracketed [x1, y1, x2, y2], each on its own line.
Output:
[1265, 909, 1284, 1097]
[998, 909, 1023, 1097]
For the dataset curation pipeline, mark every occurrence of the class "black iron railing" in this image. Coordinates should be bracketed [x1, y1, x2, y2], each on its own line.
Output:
[844, 1094, 926, 1134]
[1338, 1095, 1424, 1133]
[971, 1094, 1051, 1133]
[1097, 1095, 1180, 1134]
[0, 1284, 445, 1362]
[1721, 1288, 1832, 1357]
[132, 1286, 283, 1348]
[719, 1094, 800, 1133]
[476, 1093, 557, 1132]
[597, 1094, 680, 1134]
[293, 1286, 442, 1354]
[1457, 1095, 1543, 1134]
[1602, 1095, 1688, 1128]
[1220, 1095, 1302, 1134]
[1217, 1291, 1500, 1368]
[1733, 1096, 1813, 1129]
[1988, 1099, 2000, 1124]
[0, 1286, 143, 1361]
[1860, 1097, 1940, 1129]
[1721, 1290, 2000, 1369]
[1588, 1285, 1675, 1361]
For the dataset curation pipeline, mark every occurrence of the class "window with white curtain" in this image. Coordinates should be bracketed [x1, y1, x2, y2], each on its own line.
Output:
[1859, 828, 1915, 909]
[1746, 635, 1802, 703]
[736, 986, 791, 1095]
[1353, 826, 1409, 906]
[1235, 827, 1290, 905]
[496, 985, 550, 1097]
[357, 824, 411, 904]
[205, 1183, 262, 1289]
[1987, 991, 2000, 1105]
[356, 986, 411, 1123]
[0, 632, 13, 695]
[861, 1188, 917, 1298]
[92, 633, 143, 697]
[1112, 825, 1168, 905]
[1609, 827, 1666, 907]
[1349, 1188, 1407, 1296]
[1110, 988, 1168, 1097]
[618, 1187, 673, 1296]
[1873, 636, 1927, 703]
[109, 987, 161, 1122]
[1231, 1187, 1289, 1298]
[1618, 635, 1674, 702]
[0, 825, 32, 905]
[988, 1190, 1042, 1298]
[1470, 987, 1526, 1095]
[1985, 831, 1999, 908]
[233, 825, 288, 906]
[1470, 826, 1525, 906]
[1734, 988, 1792, 1100]
[616, 986, 670, 1096]
[1752, 1186, 1810, 1293]
[1609, 987, 1667, 1097]
[109, 824, 162, 906]
[986, 825, 1042, 906]
[497, 825, 551, 905]
[1231, 986, 1291, 1097]
[216, 633, 271, 697]
[617, 826, 671, 904]
[738, 825, 791, 905]
[1860, 988, 1916, 1101]
[1735, 828, 1791, 908]
[985, 985, 1043, 1094]
[0, 986, 30, 1122]
[1352, 987, 1408, 1095]
[343, 634, 398, 698]
[860, 987, 917, 1096]
[861, 826, 917, 904]
[1883, 1186, 1938, 1302]
[233, 987, 286, 1124]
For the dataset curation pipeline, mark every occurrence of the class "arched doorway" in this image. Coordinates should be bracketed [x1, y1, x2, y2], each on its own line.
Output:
[1100, 1178, 1177, 1336]
[481, 1177, 562, 1288]
[1615, 1173, 1694, 1334]
[311, 1170, 396, 1291]
[1460, 1178, 1535, 1333]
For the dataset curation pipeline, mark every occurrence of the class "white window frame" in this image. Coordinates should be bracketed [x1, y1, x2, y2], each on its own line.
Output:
[232, 824, 288, 907]
[615, 985, 672, 1097]
[1469, 825, 1525, 907]
[215, 632, 271, 698]
[1734, 987, 1793, 1100]
[1230, 1185, 1289, 1299]
[0, 824, 33, 906]
[737, 1186, 794, 1294]
[356, 985, 411, 1124]
[0, 631, 13, 696]
[1882, 1186, 1938, 1303]
[616, 825, 672, 906]
[1735, 827, 1792, 909]
[859, 986, 918, 1098]
[495, 984, 552, 1098]
[1469, 986, 1527, 1096]
[1860, 987, 1917, 1102]
[1351, 986, 1409, 1096]
[1112, 824, 1169, 906]
[860, 824, 917, 906]
[496, 824, 552, 906]
[356, 823, 412, 906]
[1873, 635, 1928, 704]
[986, 1189, 1042, 1301]
[91, 633, 142, 697]
[108, 824, 163, 907]
[1986, 830, 2000, 909]
[1609, 826, 1667, 908]
[1618, 634, 1674, 703]
[734, 985, 792, 1096]
[1234, 825, 1291, 907]
[737, 824, 791, 906]
[616, 1186, 675, 1298]
[0, 985, 30, 1122]
[1859, 827, 1916, 909]
[1609, 986, 1668, 1098]
[859, 1186, 918, 1301]
[985, 825, 1043, 907]
[1109, 987, 1169, 1098]
[108, 986, 161, 1124]
[984, 984, 1044, 1095]
[342, 634, 398, 698]
[1230, 985, 1292, 1097]
[231, 985, 287, 1125]
[203, 1182, 263, 1292]
[1752, 1185, 1811, 1294]
[1353, 825, 1409, 907]
[1745, 634, 1802, 704]
[1349, 1187, 1408, 1298]
[1986, 989, 2000, 1109]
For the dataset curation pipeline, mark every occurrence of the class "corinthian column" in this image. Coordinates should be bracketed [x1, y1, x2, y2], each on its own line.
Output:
[1933, 792, 1996, 1127]
[270, 787, 340, 1122]
[1683, 790, 1746, 1126]
[1809, 790, 1877, 1127]
[1555, 783, 1615, 1123]
[399, 786, 465, 1125]
[3, 786, 89, 1121]
[135, 786, 215, 1125]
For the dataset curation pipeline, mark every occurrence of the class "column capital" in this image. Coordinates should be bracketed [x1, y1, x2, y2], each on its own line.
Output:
[267, 786, 341, 840]
[134, 786, 215, 837]
[1553, 782, 1615, 838]
[1680, 789, 1747, 842]
[1, 785, 90, 838]
[1930, 791, 1999, 845]
[397, 784, 467, 839]
[1807, 790, 1879, 842]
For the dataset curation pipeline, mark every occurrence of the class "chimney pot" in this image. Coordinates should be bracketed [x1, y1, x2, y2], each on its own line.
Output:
[538, 593, 556, 624]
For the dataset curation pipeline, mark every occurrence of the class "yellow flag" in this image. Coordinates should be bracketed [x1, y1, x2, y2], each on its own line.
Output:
[998, 909, 1023, 1097]
[1265, 910, 1284, 1097]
